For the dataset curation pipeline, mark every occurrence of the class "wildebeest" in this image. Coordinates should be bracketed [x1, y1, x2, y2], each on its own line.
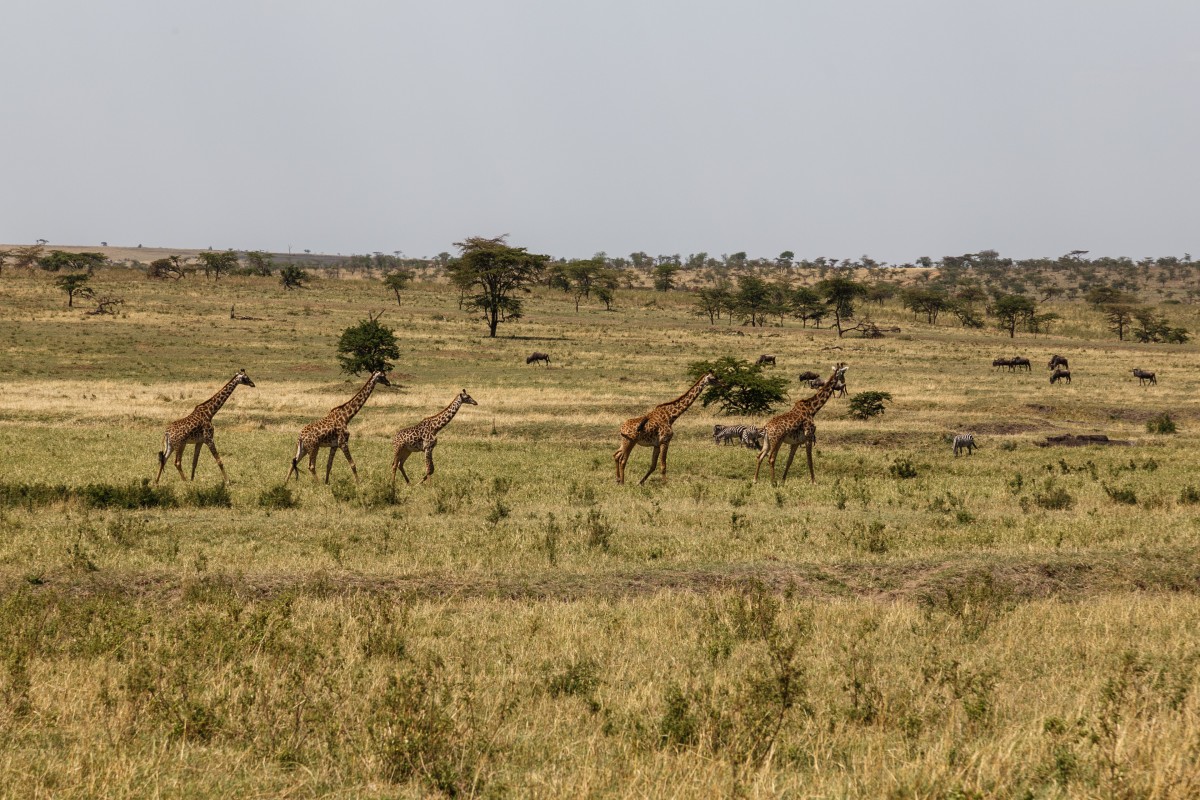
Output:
[953, 433, 977, 456]
[1048, 354, 1069, 370]
[756, 354, 776, 367]
[526, 352, 550, 366]
[797, 370, 820, 382]
[1050, 368, 1071, 384]
[992, 358, 1013, 369]
[1010, 357, 1032, 371]
[1133, 368, 1157, 385]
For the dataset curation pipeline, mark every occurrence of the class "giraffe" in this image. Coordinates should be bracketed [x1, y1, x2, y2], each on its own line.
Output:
[155, 369, 255, 484]
[754, 363, 847, 484]
[390, 389, 478, 485]
[286, 370, 390, 484]
[614, 371, 719, 485]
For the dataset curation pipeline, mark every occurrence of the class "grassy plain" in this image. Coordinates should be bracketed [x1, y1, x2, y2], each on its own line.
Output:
[1, 266, 1199, 798]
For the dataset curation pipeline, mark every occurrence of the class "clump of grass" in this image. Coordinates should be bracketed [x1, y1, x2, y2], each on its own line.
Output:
[0, 482, 72, 508]
[1033, 484, 1075, 511]
[889, 457, 918, 480]
[1146, 413, 1176, 434]
[258, 485, 297, 509]
[185, 483, 231, 508]
[1103, 484, 1138, 505]
[81, 480, 177, 510]
[545, 656, 600, 701]
[1179, 485, 1200, 505]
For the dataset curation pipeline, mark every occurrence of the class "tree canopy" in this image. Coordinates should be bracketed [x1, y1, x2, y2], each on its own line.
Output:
[447, 236, 550, 337]
[336, 312, 400, 375]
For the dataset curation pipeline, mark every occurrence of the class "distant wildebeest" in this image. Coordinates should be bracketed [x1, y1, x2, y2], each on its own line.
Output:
[1050, 368, 1071, 384]
[1133, 368, 1157, 385]
[526, 352, 550, 367]
[756, 354, 776, 367]
[1010, 357, 1032, 371]
[992, 357, 1013, 369]
[953, 433, 977, 456]
[797, 370, 820, 382]
[811, 376, 847, 396]
[1048, 354, 1069, 370]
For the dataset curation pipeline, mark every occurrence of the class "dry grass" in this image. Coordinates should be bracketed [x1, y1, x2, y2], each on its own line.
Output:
[1, 266, 1198, 797]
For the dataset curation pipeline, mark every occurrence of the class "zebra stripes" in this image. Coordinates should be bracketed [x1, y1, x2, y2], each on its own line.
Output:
[713, 424, 764, 449]
[953, 433, 977, 456]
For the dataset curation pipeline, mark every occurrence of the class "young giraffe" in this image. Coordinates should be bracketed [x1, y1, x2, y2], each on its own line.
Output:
[390, 389, 478, 485]
[155, 369, 255, 485]
[754, 363, 847, 485]
[614, 371, 719, 485]
[286, 370, 390, 484]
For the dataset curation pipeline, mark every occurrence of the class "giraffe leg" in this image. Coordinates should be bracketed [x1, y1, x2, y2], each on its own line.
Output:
[287, 442, 304, 482]
[324, 447, 337, 484]
[394, 449, 413, 485]
[190, 443, 202, 480]
[421, 441, 437, 483]
[754, 437, 769, 483]
[657, 440, 671, 482]
[308, 448, 320, 481]
[206, 441, 228, 483]
[340, 444, 359, 483]
[155, 437, 172, 485]
[638, 444, 660, 485]
[806, 436, 815, 483]
[614, 439, 635, 485]
[780, 442, 799, 483]
[173, 446, 187, 482]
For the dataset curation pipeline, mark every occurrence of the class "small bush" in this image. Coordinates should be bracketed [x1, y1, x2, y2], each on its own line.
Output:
[258, 485, 297, 510]
[545, 657, 600, 700]
[889, 457, 918, 479]
[81, 480, 177, 510]
[1147, 413, 1177, 434]
[185, 483, 232, 508]
[1179, 485, 1200, 505]
[1033, 485, 1075, 511]
[848, 391, 892, 420]
[1103, 484, 1138, 505]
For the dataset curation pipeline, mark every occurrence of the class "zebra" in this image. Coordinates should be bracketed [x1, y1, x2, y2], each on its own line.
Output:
[756, 354, 776, 366]
[525, 351, 550, 366]
[1050, 368, 1071, 384]
[713, 424, 760, 447]
[739, 425, 764, 450]
[953, 433, 977, 456]
[1048, 354, 1069, 370]
[1133, 368, 1157, 385]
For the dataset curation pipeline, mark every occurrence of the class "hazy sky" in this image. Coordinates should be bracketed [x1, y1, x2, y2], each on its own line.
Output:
[3, 1, 1197, 262]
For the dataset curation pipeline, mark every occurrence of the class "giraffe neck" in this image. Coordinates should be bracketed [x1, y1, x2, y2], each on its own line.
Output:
[793, 370, 841, 418]
[428, 396, 465, 433]
[334, 376, 379, 423]
[194, 375, 242, 420]
[660, 375, 710, 423]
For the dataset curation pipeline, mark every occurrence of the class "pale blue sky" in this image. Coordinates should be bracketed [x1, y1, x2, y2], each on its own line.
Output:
[2, 1, 1197, 261]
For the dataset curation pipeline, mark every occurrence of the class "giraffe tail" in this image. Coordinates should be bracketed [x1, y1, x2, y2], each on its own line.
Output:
[158, 451, 166, 468]
[635, 417, 650, 435]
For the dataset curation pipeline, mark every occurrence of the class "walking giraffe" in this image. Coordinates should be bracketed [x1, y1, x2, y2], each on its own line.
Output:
[155, 369, 255, 484]
[754, 363, 848, 484]
[390, 389, 478, 485]
[614, 371, 719, 485]
[286, 370, 390, 484]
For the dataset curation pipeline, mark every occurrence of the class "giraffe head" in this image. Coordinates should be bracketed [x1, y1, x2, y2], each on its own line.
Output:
[458, 389, 478, 406]
[235, 368, 256, 388]
[371, 371, 391, 387]
[702, 371, 722, 389]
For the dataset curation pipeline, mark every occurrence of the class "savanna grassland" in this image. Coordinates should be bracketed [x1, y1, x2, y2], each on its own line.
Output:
[2, 261, 1200, 798]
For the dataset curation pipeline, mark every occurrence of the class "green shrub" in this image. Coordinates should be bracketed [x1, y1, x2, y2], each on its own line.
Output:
[848, 391, 892, 420]
[688, 356, 789, 415]
[185, 483, 232, 508]
[889, 457, 918, 479]
[1147, 413, 1176, 434]
[81, 480, 177, 510]
[258, 485, 297, 509]
[1033, 485, 1075, 511]
[1179, 486, 1200, 505]
[1103, 484, 1138, 505]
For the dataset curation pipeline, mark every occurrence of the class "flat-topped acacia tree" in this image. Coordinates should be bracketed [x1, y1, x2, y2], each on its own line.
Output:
[448, 235, 549, 337]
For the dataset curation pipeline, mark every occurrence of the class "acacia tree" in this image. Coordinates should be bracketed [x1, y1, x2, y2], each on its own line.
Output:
[0, 248, 12, 276]
[279, 265, 309, 290]
[55, 273, 95, 307]
[37, 250, 107, 274]
[991, 294, 1037, 337]
[196, 250, 240, 280]
[447, 236, 549, 337]
[901, 286, 950, 324]
[816, 276, 868, 337]
[336, 311, 399, 375]
[735, 275, 771, 327]
[383, 268, 414, 305]
[244, 251, 274, 276]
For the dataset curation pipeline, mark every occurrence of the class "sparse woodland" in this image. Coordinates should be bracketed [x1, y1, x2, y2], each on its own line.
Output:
[1, 245, 1199, 798]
